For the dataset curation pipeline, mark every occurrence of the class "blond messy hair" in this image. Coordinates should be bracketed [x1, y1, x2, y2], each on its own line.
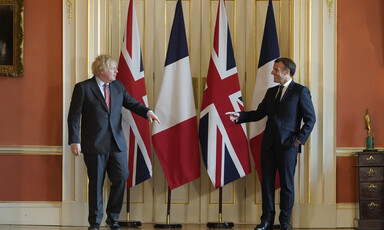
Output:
[91, 54, 117, 76]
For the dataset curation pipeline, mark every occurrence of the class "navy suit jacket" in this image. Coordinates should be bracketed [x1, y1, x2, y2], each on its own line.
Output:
[67, 77, 150, 155]
[237, 81, 316, 152]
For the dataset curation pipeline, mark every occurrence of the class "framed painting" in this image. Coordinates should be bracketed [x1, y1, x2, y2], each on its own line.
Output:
[0, 0, 24, 77]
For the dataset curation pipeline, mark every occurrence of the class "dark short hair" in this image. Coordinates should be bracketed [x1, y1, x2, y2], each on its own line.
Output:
[275, 57, 296, 76]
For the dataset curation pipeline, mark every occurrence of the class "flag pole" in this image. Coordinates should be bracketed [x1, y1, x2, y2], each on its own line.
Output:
[206, 187, 234, 228]
[154, 186, 182, 228]
[119, 188, 141, 227]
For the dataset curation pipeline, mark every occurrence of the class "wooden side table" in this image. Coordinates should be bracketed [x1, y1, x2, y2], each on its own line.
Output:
[356, 151, 384, 229]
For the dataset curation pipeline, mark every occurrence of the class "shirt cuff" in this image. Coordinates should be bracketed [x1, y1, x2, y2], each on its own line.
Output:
[147, 110, 154, 117]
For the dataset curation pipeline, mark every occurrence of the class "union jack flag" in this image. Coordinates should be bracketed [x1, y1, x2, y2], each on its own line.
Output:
[199, 0, 251, 189]
[116, 0, 152, 188]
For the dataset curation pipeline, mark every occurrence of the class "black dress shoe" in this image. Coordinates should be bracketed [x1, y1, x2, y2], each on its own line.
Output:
[88, 226, 99, 230]
[280, 223, 292, 230]
[254, 221, 273, 230]
[106, 219, 121, 230]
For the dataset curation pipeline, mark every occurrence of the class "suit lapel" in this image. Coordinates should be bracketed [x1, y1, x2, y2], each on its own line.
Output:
[272, 85, 280, 100]
[109, 81, 118, 112]
[90, 77, 110, 112]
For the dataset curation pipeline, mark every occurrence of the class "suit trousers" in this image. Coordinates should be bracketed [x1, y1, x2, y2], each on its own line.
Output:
[83, 149, 129, 226]
[260, 142, 299, 224]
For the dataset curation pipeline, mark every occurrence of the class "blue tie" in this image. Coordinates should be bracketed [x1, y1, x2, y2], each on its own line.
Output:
[275, 85, 284, 107]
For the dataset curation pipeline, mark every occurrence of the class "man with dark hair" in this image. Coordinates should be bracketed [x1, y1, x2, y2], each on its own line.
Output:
[227, 57, 316, 230]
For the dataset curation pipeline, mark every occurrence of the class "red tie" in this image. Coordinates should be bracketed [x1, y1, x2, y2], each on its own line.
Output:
[104, 83, 110, 110]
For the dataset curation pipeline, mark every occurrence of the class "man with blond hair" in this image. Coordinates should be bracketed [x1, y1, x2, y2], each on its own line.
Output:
[68, 55, 160, 230]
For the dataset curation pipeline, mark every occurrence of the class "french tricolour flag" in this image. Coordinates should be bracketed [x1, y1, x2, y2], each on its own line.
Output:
[152, 0, 200, 190]
[199, 0, 251, 189]
[116, 0, 152, 188]
[249, 0, 280, 188]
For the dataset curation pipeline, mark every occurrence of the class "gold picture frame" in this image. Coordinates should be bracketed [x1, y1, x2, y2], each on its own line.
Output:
[0, 0, 24, 77]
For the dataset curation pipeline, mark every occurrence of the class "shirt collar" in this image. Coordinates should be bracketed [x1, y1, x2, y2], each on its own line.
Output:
[95, 76, 107, 88]
[282, 78, 292, 88]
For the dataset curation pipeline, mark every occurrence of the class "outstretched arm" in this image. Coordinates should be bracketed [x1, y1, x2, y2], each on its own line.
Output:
[148, 111, 161, 124]
[225, 112, 240, 122]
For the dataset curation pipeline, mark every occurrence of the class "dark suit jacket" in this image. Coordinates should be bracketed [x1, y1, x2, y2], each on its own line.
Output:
[237, 81, 316, 152]
[67, 77, 150, 155]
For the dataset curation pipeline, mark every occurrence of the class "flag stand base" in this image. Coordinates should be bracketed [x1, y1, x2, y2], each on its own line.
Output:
[207, 188, 234, 228]
[120, 190, 142, 227]
[154, 223, 182, 228]
[207, 222, 234, 229]
[118, 221, 142, 228]
[154, 187, 182, 228]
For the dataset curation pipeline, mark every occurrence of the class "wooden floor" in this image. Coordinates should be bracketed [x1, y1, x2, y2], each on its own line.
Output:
[0, 224, 354, 230]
